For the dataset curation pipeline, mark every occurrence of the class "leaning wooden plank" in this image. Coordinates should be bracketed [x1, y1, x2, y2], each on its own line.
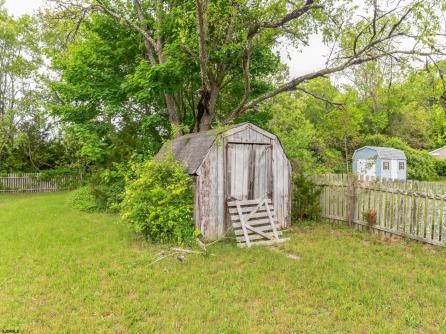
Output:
[243, 198, 269, 223]
[228, 198, 272, 206]
[228, 206, 276, 214]
[236, 202, 251, 247]
[233, 221, 280, 233]
[243, 224, 275, 240]
[234, 228, 282, 236]
[238, 238, 289, 248]
[264, 199, 280, 240]
[232, 219, 280, 229]
[230, 212, 269, 221]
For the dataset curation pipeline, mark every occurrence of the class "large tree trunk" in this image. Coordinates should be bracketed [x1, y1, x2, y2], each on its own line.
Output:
[164, 93, 180, 126]
[195, 83, 219, 132]
[132, 0, 181, 132]
[195, 88, 211, 132]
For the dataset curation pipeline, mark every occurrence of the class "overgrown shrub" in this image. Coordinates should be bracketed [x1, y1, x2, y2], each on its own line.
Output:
[69, 186, 98, 212]
[120, 154, 197, 243]
[435, 158, 446, 177]
[291, 162, 322, 221]
[89, 163, 131, 212]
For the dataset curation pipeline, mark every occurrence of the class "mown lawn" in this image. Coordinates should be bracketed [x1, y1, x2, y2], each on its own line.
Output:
[1, 192, 446, 333]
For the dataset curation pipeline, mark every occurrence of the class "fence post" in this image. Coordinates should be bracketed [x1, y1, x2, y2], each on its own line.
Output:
[348, 174, 357, 226]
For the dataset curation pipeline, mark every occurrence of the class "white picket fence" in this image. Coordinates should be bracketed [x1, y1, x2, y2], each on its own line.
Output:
[0, 173, 79, 193]
[314, 174, 446, 247]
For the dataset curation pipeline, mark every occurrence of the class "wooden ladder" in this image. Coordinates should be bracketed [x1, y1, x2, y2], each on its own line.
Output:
[227, 197, 288, 248]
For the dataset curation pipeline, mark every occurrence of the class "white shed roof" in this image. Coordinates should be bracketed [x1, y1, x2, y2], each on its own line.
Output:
[356, 146, 406, 160]
[430, 146, 446, 154]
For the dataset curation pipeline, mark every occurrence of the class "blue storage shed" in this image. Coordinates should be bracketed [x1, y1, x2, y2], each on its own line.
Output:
[352, 146, 407, 180]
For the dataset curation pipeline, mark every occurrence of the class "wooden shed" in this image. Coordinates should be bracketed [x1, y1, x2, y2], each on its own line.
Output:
[352, 146, 407, 181]
[157, 122, 292, 241]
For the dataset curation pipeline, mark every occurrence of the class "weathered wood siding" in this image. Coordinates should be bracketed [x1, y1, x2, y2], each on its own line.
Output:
[194, 142, 226, 240]
[195, 124, 291, 240]
[273, 141, 292, 229]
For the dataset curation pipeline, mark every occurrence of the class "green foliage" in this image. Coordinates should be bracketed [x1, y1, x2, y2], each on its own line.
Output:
[88, 163, 132, 212]
[291, 164, 322, 221]
[435, 159, 446, 177]
[120, 154, 197, 243]
[268, 94, 318, 166]
[47, 14, 169, 173]
[68, 186, 98, 212]
[263, 67, 446, 181]
[37, 167, 82, 189]
[3, 0, 446, 186]
[38, 167, 78, 179]
[0, 8, 64, 173]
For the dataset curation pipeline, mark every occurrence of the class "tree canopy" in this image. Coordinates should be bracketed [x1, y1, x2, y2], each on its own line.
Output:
[1, 0, 446, 181]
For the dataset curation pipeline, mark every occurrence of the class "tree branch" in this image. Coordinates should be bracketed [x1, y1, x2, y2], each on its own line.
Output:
[234, 0, 320, 117]
[227, 48, 446, 121]
[251, 0, 321, 34]
[195, 0, 211, 90]
[295, 87, 344, 106]
[94, 0, 158, 63]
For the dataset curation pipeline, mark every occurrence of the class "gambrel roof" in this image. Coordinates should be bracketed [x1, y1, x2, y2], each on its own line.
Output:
[157, 131, 217, 174]
[156, 122, 277, 175]
[354, 146, 406, 160]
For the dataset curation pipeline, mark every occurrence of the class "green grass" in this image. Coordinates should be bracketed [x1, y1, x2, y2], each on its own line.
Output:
[1, 192, 446, 333]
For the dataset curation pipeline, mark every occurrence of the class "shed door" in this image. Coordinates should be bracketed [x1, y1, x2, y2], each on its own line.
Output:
[227, 143, 272, 201]
[391, 160, 398, 180]
[357, 159, 376, 177]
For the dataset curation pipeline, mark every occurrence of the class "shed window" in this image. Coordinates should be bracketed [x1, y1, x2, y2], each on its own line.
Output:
[399, 161, 405, 170]
[383, 161, 390, 170]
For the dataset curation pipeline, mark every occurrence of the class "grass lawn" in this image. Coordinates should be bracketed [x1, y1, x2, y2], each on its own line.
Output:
[1, 192, 446, 333]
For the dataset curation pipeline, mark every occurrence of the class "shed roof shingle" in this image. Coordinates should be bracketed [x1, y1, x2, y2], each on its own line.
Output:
[156, 130, 217, 174]
[156, 122, 277, 174]
[359, 146, 406, 160]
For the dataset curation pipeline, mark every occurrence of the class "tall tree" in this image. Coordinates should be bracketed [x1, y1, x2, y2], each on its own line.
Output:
[0, 4, 60, 172]
[48, 0, 446, 132]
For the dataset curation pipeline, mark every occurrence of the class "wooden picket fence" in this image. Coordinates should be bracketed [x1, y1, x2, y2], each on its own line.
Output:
[0, 173, 80, 193]
[313, 174, 446, 247]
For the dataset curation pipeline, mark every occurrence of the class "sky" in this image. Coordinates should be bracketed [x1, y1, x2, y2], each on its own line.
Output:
[3, 0, 330, 77]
